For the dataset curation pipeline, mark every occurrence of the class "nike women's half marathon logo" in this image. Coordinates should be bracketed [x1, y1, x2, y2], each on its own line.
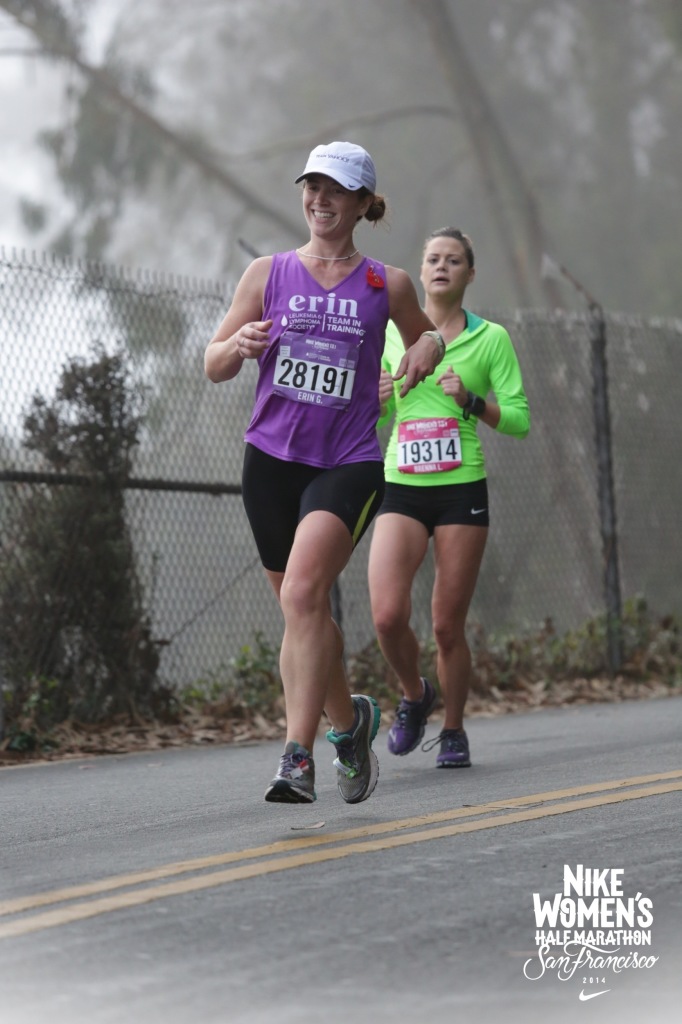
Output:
[579, 989, 610, 1001]
[523, 862, 660, 1003]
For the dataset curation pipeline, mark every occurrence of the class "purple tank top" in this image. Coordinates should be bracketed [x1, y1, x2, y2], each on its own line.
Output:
[244, 250, 390, 467]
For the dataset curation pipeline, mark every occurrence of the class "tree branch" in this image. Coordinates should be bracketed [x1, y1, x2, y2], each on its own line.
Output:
[411, 0, 563, 307]
[0, 0, 307, 243]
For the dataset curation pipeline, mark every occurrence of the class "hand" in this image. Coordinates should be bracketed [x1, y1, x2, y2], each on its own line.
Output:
[437, 366, 468, 408]
[236, 319, 272, 359]
[393, 334, 440, 398]
[378, 369, 394, 407]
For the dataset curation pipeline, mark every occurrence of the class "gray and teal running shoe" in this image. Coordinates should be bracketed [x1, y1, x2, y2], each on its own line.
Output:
[264, 741, 316, 803]
[326, 694, 381, 804]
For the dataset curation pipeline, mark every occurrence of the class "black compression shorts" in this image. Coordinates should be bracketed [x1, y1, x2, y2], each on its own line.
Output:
[242, 443, 385, 572]
[376, 478, 489, 535]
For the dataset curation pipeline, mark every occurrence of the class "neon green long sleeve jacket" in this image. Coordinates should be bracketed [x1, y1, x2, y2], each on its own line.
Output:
[379, 310, 530, 485]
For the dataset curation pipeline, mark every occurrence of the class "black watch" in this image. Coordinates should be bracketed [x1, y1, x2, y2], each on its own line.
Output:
[462, 390, 486, 420]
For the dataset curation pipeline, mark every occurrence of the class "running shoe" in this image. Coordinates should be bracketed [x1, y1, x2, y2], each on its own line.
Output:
[264, 741, 316, 803]
[422, 728, 471, 768]
[387, 677, 437, 755]
[326, 694, 381, 804]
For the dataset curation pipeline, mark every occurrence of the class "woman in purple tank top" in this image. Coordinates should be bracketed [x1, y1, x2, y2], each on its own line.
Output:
[205, 141, 445, 806]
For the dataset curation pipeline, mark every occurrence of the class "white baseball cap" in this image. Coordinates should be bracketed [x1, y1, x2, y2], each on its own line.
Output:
[295, 141, 377, 192]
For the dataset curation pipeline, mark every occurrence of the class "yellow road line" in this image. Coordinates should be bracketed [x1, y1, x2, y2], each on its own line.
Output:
[2, 768, 680, 917]
[1, 774, 680, 940]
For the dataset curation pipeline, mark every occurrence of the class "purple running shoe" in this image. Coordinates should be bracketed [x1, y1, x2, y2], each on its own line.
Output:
[423, 728, 471, 768]
[387, 678, 437, 756]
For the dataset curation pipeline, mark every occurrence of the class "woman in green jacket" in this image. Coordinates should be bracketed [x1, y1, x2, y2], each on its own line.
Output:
[368, 227, 530, 768]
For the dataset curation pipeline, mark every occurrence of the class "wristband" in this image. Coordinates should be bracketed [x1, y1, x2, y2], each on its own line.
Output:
[462, 390, 486, 420]
[422, 329, 445, 362]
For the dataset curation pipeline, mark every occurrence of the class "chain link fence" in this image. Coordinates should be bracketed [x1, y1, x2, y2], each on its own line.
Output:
[1, 248, 680, 692]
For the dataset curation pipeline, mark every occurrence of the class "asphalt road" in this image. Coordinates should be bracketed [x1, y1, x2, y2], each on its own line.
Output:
[1, 696, 680, 1024]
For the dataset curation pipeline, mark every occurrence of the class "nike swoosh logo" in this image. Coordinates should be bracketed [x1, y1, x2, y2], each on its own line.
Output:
[579, 990, 610, 1002]
[471, 508, 487, 515]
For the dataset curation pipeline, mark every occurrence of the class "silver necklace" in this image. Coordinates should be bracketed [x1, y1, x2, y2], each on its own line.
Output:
[296, 247, 359, 262]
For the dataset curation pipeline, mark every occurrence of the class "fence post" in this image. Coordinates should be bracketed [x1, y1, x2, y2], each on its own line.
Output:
[331, 580, 343, 632]
[541, 254, 624, 673]
[589, 304, 624, 673]
[331, 579, 347, 669]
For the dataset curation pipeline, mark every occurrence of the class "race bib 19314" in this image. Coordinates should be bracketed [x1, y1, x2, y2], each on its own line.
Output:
[397, 417, 462, 473]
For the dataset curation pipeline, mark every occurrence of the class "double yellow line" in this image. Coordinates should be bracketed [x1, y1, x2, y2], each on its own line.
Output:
[2, 770, 680, 939]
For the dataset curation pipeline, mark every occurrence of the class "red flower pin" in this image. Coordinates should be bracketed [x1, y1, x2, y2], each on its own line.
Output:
[366, 265, 385, 288]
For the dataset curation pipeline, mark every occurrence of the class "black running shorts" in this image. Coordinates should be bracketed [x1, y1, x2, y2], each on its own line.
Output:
[242, 443, 386, 572]
[376, 478, 489, 536]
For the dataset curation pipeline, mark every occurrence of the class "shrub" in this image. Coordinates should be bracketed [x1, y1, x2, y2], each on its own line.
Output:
[0, 344, 170, 737]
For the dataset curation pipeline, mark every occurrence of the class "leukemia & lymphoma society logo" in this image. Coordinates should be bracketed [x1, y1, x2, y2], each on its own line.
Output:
[523, 864, 659, 1002]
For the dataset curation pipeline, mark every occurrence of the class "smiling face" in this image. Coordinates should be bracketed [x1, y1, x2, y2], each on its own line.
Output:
[301, 174, 372, 242]
[420, 236, 475, 301]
